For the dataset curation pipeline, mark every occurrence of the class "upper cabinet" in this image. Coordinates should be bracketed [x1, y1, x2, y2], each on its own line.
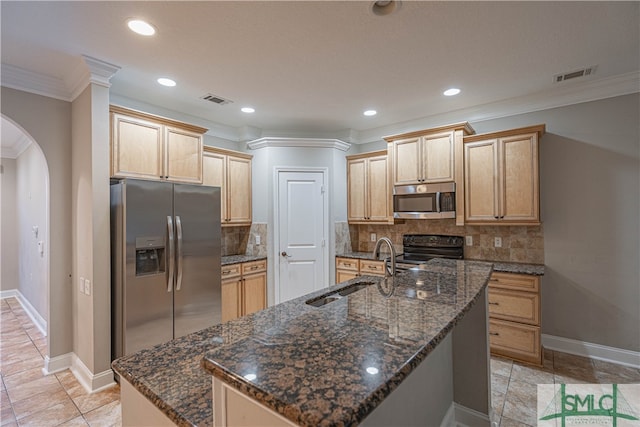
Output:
[385, 122, 474, 225]
[110, 105, 207, 184]
[463, 125, 544, 225]
[347, 150, 392, 224]
[203, 146, 252, 226]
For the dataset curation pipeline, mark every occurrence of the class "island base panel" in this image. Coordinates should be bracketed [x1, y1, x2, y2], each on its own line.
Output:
[121, 378, 175, 426]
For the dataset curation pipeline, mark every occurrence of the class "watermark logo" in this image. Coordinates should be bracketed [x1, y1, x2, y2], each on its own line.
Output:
[538, 384, 640, 426]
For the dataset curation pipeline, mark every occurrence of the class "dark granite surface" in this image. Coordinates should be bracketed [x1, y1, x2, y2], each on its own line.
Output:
[221, 254, 267, 266]
[112, 258, 493, 427]
[337, 252, 544, 276]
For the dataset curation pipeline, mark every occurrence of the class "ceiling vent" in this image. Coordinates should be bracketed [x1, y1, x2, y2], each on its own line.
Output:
[200, 93, 233, 105]
[553, 66, 597, 83]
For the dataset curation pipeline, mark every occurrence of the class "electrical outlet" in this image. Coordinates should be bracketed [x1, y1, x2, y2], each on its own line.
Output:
[494, 237, 502, 248]
[370, 233, 377, 242]
[255, 235, 261, 245]
[84, 279, 91, 296]
[465, 236, 473, 246]
[79, 277, 85, 294]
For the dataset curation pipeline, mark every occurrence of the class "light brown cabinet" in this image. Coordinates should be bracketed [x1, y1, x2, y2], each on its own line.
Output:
[347, 150, 392, 224]
[384, 122, 474, 225]
[463, 125, 544, 225]
[335, 257, 386, 284]
[221, 259, 267, 322]
[110, 105, 206, 184]
[203, 147, 252, 226]
[488, 271, 542, 366]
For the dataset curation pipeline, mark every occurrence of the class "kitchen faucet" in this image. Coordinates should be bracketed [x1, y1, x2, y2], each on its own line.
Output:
[372, 237, 396, 277]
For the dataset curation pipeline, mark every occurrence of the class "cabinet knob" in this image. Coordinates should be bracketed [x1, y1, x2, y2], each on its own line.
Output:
[490, 332, 500, 336]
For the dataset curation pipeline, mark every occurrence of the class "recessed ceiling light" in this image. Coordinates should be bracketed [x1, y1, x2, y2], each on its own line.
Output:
[157, 78, 176, 87]
[241, 107, 255, 113]
[363, 110, 377, 116]
[443, 88, 461, 96]
[127, 19, 156, 36]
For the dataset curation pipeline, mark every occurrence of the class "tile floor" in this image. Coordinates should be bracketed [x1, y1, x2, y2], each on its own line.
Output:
[2, 295, 639, 427]
[1, 298, 120, 426]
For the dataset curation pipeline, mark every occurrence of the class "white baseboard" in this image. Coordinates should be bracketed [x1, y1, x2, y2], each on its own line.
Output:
[542, 334, 640, 369]
[440, 403, 492, 427]
[1, 289, 47, 336]
[43, 352, 73, 375]
[453, 403, 492, 427]
[71, 353, 116, 393]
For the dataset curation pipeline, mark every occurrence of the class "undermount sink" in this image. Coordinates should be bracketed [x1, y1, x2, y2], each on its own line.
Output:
[305, 281, 374, 307]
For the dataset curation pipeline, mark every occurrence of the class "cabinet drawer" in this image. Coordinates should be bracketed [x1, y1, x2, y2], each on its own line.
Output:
[488, 289, 540, 325]
[489, 319, 541, 365]
[489, 272, 539, 293]
[360, 260, 386, 276]
[242, 259, 267, 275]
[221, 263, 241, 279]
[336, 258, 359, 271]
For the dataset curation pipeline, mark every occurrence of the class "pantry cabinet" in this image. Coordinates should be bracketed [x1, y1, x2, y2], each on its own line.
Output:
[385, 122, 474, 225]
[110, 105, 206, 184]
[488, 271, 542, 366]
[463, 125, 544, 225]
[221, 259, 267, 322]
[347, 150, 392, 224]
[203, 147, 252, 226]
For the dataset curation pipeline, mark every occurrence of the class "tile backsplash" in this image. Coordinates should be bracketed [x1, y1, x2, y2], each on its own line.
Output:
[345, 219, 544, 264]
[221, 223, 268, 257]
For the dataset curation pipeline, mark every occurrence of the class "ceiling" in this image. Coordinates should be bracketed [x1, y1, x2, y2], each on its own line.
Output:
[1, 1, 639, 145]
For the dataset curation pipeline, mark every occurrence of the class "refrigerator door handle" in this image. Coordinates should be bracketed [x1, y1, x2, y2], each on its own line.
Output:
[167, 215, 175, 293]
[176, 215, 184, 291]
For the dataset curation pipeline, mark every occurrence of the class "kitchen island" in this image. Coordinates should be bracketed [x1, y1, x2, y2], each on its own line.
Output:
[112, 258, 494, 426]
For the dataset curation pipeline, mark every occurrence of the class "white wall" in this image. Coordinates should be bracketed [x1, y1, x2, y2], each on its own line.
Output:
[0, 157, 19, 291]
[15, 144, 49, 318]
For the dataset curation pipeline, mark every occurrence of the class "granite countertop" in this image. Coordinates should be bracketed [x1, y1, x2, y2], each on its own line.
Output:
[337, 252, 545, 276]
[221, 254, 267, 266]
[112, 259, 493, 427]
[201, 258, 493, 426]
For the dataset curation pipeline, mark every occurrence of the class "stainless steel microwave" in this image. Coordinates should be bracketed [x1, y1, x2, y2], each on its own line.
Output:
[393, 182, 456, 219]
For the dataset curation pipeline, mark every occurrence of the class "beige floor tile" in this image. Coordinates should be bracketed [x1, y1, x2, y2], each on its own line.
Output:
[501, 379, 538, 426]
[0, 355, 44, 377]
[83, 400, 121, 427]
[56, 370, 85, 398]
[15, 398, 81, 427]
[510, 363, 554, 385]
[0, 342, 41, 365]
[542, 348, 554, 371]
[492, 388, 506, 418]
[491, 356, 513, 378]
[33, 337, 47, 357]
[553, 351, 593, 370]
[12, 388, 71, 420]
[72, 384, 120, 414]
[5, 374, 63, 403]
[57, 415, 90, 426]
[592, 359, 640, 383]
[1, 367, 45, 390]
[492, 372, 509, 394]
[0, 391, 15, 426]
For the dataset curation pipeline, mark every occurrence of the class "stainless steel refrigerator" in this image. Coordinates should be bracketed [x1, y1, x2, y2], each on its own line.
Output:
[111, 178, 221, 360]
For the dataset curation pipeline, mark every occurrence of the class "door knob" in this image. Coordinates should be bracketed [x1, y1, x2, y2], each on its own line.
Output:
[281, 251, 290, 257]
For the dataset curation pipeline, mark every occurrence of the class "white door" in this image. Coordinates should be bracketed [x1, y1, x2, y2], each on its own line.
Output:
[276, 170, 327, 303]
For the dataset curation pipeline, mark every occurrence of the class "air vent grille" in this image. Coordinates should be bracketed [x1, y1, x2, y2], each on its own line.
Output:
[201, 93, 233, 105]
[554, 66, 597, 83]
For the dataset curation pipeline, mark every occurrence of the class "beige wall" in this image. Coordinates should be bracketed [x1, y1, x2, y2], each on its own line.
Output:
[16, 144, 49, 318]
[1, 86, 73, 358]
[1, 157, 19, 291]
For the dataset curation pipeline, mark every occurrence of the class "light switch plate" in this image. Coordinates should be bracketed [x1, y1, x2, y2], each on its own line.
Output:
[465, 236, 473, 246]
[84, 279, 91, 296]
[255, 235, 261, 245]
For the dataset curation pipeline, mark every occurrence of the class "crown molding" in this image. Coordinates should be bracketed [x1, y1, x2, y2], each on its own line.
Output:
[0, 133, 32, 159]
[247, 137, 351, 151]
[67, 55, 120, 101]
[1, 63, 71, 101]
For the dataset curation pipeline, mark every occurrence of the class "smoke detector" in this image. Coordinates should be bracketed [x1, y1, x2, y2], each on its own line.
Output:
[200, 93, 233, 105]
[553, 66, 597, 83]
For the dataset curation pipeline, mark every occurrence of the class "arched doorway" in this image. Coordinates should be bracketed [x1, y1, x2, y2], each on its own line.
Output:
[1, 116, 50, 359]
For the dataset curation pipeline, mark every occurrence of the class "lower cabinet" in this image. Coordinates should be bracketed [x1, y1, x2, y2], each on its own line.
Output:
[488, 272, 542, 365]
[221, 260, 267, 322]
[335, 257, 386, 284]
